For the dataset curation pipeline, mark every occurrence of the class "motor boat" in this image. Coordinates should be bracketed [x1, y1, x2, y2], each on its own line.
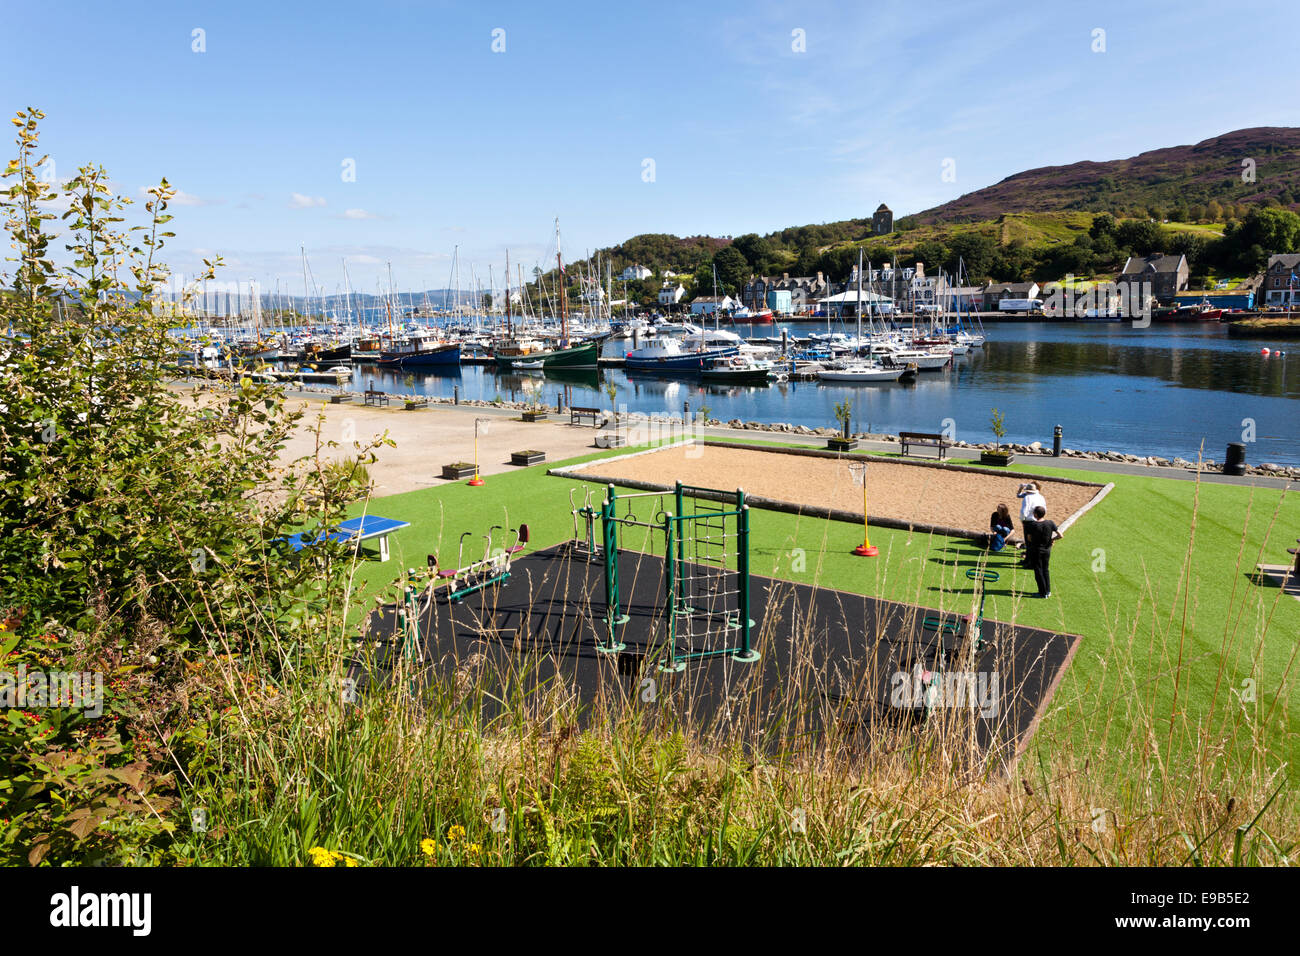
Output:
[699, 353, 775, 384]
[816, 361, 906, 383]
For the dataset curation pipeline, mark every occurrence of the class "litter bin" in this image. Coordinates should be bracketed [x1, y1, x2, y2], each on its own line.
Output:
[1223, 442, 1246, 477]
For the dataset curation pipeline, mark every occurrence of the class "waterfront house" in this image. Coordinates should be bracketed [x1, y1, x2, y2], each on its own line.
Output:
[849, 261, 921, 310]
[766, 289, 794, 314]
[941, 286, 985, 312]
[1260, 253, 1300, 308]
[1116, 253, 1188, 303]
[690, 295, 738, 316]
[620, 264, 653, 281]
[981, 281, 1041, 312]
[910, 268, 948, 312]
[742, 272, 831, 312]
[657, 282, 686, 306]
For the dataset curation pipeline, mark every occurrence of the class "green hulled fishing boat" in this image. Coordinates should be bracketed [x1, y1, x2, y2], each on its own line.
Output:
[493, 219, 600, 370]
[493, 339, 599, 370]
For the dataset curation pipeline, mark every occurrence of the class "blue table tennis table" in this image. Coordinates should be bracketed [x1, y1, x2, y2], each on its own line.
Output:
[280, 515, 410, 561]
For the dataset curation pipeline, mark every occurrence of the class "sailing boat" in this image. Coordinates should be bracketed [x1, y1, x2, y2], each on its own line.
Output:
[818, 251, 906, 383]
[493, 219, 599, 369]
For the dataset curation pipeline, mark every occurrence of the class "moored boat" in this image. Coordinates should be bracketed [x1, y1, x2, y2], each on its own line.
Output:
[699, 353, 774, 384]
[816, 361, 906, 383]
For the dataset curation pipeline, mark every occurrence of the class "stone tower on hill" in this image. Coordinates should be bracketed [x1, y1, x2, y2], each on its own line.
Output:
[872, 203, 893, 236]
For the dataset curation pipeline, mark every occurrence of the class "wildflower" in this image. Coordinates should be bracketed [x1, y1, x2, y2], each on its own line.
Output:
[466, 843, 482, 860]
[307, 846, 336, 867]
[447, 824, 466, 842]
[420, 838, 437, 857]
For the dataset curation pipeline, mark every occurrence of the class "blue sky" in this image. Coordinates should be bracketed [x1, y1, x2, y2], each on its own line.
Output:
[3, 0, 1296, 295]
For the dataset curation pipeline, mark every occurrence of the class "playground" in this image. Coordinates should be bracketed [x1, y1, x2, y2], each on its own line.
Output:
[329, 432, 1299, 776]
[352, 477, 1083, 766]
[551, 441, 1108, 538]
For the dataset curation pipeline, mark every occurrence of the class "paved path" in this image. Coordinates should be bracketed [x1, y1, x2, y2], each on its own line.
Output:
[267, 386, 1297, 494]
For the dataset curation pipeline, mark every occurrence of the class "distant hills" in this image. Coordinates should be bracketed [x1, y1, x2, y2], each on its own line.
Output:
[913, 127, 1300, 223]
[551, 128, 1300, 296]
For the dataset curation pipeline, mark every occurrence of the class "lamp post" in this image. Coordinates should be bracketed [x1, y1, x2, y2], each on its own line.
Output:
[469, 417, 489, 486]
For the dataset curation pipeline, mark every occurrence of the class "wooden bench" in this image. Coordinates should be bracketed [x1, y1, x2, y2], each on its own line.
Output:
[364, 389, 390, 407]
[898, 431, 949, 459]
[1289, 547, 1300, 574]
[570, 405, 605, 427]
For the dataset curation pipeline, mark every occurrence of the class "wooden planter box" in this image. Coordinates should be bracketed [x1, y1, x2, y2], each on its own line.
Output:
[595, 433, 626, 449]
[329, 394, 351, 404]
[441, 462, 477, 480]
[980, 450, 1015, 466]
[404, 398, 429, 410]
[510, 450, 546, 466]
[827, 437, 859, 452]
[522, 410, 549, 422]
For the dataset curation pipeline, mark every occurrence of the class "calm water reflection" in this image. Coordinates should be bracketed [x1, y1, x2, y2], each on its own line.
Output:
[341, 321, 1300, 465]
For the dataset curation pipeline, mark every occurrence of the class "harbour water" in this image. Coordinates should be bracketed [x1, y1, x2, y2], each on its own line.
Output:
[331, 321, 1299, 466]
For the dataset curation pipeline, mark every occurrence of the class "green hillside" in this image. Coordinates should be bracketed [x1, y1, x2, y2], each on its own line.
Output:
[537, 128, 1300, 302]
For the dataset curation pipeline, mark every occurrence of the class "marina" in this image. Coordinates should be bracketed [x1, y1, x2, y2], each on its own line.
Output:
[175, 317, 1300, 466]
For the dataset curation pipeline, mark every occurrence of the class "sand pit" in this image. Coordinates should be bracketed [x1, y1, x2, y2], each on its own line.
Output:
[554, 441, 1109, 538]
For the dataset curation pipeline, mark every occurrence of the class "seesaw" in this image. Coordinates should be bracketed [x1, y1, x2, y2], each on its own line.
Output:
[427, 523, 530, 604]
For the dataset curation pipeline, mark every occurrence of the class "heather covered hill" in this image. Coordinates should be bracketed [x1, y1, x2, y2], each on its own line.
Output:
[915, 128, 1300, 223]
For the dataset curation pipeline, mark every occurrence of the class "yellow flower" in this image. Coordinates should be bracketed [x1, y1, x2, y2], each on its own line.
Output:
[307, 846, 336, 867]
[420, 839, 437, 857]
[466, 843, 482, 858]
[343, 856, 359, 867]
[447, 824, 466, 842]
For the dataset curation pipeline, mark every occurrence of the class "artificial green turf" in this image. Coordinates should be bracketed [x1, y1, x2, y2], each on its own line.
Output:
[342, 439, 1300, 770]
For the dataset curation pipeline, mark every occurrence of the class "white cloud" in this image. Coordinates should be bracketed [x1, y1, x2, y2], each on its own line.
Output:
[340, 208, 380, 220]
[289, 193, 327, 209]
[136, 186, 217, 207]
[173, 189, 218, 207]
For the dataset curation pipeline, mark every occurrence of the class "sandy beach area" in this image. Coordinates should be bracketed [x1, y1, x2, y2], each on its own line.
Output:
[171, 386, 609, 496]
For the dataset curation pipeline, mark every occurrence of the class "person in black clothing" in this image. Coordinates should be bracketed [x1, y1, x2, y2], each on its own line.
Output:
[987, 503, 1013, 551]
[1024, 504, 1062, 598]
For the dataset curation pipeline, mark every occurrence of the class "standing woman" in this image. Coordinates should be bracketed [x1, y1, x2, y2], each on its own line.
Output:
[1027, 504, 1062, 598]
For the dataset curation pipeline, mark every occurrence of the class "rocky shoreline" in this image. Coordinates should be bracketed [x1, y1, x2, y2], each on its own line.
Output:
[277, 383, 1300, 482]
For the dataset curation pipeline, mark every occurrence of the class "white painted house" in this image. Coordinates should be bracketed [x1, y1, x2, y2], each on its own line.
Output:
[689, 295, 738, 315]
[620, 264, 653, 281]
[657, 283, 686, 306]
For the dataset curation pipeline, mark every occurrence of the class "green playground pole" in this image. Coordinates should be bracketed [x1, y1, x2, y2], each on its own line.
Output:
[733, 502, 759, 663]
[597, 485, 626, 653]
[659, 511, 684, 673]
[674, 480, 686, 572]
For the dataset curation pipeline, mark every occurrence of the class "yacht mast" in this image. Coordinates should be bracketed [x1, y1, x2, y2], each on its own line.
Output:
[556, 218, 568, 345]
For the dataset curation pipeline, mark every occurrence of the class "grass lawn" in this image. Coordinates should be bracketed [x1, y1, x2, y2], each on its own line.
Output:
[340, 438, 1300, 775]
